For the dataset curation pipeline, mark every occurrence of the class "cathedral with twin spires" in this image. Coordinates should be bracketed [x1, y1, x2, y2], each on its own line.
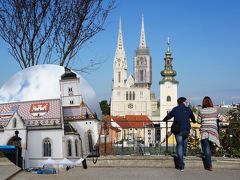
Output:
[111, 16, 178, 120]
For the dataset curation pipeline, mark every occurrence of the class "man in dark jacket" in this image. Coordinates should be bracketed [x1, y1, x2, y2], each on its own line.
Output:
[163, 97, 196, 171]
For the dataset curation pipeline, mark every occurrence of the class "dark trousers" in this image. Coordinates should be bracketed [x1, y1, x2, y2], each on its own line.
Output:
[175, 131, 189, 169]
[201, 138, 212, 168]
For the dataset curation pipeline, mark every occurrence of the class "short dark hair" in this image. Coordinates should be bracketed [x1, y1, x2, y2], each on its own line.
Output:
[177, 97, 186, 105]
[202, 96, 213, 108]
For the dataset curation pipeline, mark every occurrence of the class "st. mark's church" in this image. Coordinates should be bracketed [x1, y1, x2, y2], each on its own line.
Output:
[111, 17, 179, 120]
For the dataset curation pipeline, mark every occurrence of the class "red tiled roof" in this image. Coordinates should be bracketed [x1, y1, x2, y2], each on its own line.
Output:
[111, 115, 153, 128]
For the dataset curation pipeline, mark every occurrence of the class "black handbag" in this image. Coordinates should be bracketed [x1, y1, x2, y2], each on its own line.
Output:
[171, 122, 180, 134]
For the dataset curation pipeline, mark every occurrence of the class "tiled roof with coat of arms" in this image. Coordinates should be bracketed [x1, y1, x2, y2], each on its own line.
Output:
[0, 99, 61, 128]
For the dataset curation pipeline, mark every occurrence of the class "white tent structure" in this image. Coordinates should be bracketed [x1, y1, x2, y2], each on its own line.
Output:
[74, 158, 84, 166]
[40, 158, 58, 167]
[59, 158, 74, 166]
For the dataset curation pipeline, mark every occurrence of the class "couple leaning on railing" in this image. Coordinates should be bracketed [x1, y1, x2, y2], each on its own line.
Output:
[163, 96, 222, 172]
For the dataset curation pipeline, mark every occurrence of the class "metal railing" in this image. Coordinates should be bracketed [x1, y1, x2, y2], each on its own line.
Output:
[99, 120, 240, 158]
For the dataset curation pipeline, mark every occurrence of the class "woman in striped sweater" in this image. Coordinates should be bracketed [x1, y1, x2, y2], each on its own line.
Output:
[198, 96, 223, 171]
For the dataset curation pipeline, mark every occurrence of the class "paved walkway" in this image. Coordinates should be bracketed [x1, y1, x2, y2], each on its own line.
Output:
[0, 165, 21, 180]
[12, 167, 240, 180]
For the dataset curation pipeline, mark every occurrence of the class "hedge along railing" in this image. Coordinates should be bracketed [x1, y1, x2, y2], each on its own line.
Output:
[99, 120, 240, 157]
[218, 121, 240, 157]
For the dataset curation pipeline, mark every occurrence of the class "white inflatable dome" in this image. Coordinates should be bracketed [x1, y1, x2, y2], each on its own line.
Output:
[0, 64, 102, 120]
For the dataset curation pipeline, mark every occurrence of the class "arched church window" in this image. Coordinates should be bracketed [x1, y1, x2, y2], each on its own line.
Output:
[140, 70, 144, 82]
[126, 91, 128, 100]
[88, 131, 93, 153]
[129, 91, 132, 100]
[13, 118, 17, 128]
[133, 91, 135, 100]
[68, 140, 72, 156]
[75, 140, 78, 156]
[167, 96, 171, 102]
[118, 72, 121, 83]
[43, 138, 51, 157]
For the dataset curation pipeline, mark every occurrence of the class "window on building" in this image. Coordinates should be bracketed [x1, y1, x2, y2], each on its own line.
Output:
[140, 70, 144, 82]
[148, 130, 151, 135]
[68, 140, 72, 156]
[43, 138, 51, 157]
[167, 96, 171, 102]
[68, 87, 73, 96]
[13, 118, 17, 128]
[88, 131, 93, 153]
[133, 91, 135, 100]
[70, 100, 74, 104]
[118, 72, 121, 83]
[75, 140, 78, 156]
[126, 91, 128, 100]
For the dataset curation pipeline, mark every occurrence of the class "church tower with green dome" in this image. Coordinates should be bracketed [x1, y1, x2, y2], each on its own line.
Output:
[159, 38, 178, 120]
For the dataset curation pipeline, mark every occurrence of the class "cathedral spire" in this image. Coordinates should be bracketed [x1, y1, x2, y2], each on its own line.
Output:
[160, 37, 178, 84]
[113, 17, 127, 88]
[115, 17, 125, 56]
[139, 15, 147, 49]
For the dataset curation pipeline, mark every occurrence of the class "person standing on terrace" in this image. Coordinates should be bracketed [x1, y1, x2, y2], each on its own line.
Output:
[198, 96, 223, 171]
[163, 97, 196, 171]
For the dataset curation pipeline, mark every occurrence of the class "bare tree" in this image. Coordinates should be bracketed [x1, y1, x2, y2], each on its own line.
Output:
[0, 0, 115, 70]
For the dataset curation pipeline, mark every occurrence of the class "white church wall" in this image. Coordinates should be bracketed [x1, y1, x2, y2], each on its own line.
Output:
[64, 134, 81, 159]
[0, 113, 27, 152]
[70, 120, 100, 157]
[27, 129, 64, 167]
[111, 87, 152, 117]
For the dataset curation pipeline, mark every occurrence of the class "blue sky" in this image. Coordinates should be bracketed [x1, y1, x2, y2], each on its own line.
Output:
[0, 0, 240, 105]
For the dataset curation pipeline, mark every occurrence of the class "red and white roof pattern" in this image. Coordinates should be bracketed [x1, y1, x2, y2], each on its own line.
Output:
[0, 99, 61, 127]
[0, 104, 19, 123]
[63, 101, 96, 121]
